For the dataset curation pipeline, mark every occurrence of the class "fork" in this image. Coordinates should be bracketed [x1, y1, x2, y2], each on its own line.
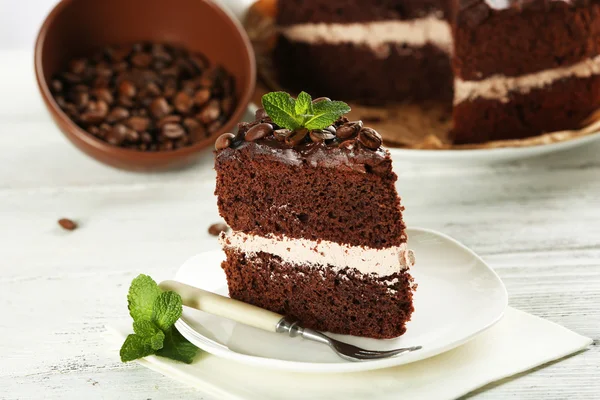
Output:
[160, 280, 422, 362]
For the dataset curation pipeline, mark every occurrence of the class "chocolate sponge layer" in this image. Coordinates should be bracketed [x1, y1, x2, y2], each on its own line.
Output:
[222, 247, 415, 339]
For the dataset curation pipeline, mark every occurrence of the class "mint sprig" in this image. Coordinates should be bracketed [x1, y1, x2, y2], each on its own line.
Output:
[120, 274, 199, 364]
[261, 91, 350, 131]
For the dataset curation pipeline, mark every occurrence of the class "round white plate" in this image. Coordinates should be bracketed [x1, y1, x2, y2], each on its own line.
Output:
[386, 132, 600, 165]
[173, 227, 508, 373]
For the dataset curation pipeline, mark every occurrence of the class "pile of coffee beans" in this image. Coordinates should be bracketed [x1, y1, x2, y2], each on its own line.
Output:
[51, 42, 236, 151]
[216, 108, 383, 151]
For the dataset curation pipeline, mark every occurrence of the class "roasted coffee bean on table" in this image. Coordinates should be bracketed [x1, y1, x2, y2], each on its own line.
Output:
[50, 42, 237, 151]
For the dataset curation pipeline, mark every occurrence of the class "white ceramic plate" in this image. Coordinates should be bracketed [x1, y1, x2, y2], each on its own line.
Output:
[386, 133, 600, 165]
[173, 228, 508, 373]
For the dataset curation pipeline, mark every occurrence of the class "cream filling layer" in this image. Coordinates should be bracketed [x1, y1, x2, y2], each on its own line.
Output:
[455, 55, 600, 104]
[220, 231, 415, 277]
[279, 15, 452, 53]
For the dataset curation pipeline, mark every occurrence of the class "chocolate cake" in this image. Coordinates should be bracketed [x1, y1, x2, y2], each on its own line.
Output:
[268, 0, 600, 144]
[452, 0, 600, 143]
[273, 0, 455, 105]
[214, 92, 416, 339]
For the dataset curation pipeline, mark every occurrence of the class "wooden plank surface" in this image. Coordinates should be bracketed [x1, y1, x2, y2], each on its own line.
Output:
[0, 51, 598, 399]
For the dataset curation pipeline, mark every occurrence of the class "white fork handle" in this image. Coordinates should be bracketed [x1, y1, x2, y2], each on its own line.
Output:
[159, 280, 284, 332]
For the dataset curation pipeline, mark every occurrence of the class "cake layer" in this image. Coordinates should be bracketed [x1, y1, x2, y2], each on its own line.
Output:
[221, 247, 415, 339]
[220, 231, 415, 277]
[452, 74, 600, 143]
[279, 16, 452, 52]
[273, 37, 454, 104]
[454, 55, 600, 104]
[277, 0, 454, 25]
[454, 1, 600, 80]
[215, 138, 407, 249]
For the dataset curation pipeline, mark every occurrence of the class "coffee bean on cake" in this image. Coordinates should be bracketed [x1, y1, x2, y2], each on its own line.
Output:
[336, 120, 363, 140]
[357, 127, 383, 150]
[50, 42, 237, 152]
[245, 123, 274, 141]
[215, 132, 236, 150]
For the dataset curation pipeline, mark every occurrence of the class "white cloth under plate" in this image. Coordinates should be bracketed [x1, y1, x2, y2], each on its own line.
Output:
[106, 307, 592, 400]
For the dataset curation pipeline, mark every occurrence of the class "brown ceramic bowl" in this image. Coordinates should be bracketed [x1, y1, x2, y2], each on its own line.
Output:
[35, 0, 255, 171]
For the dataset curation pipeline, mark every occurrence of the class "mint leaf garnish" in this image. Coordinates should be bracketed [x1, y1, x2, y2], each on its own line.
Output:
[127, 274, 161, 322]
[133, 320, 165, 351]
[262, 92, 301, 130]
[261, 91, 350, 131]
[120, 274, 199, 364]
[120, 334, 154, 362]
[294, 91, 313, 117]
[152, 291, 183, 331]
[156, 328, 198, 364]
[305, 100, 351, 131]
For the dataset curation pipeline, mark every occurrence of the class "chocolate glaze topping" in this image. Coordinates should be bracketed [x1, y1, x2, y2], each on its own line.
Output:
[215, 110, 391, 176]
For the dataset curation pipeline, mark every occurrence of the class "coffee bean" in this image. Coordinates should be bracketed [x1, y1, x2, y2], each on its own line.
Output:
[131, 52, 152, 68]
[285, 128, 308, 146]
[336, 120, 363, 140]
[118, 95, 134, 108]
[150, 97, 170, 119]
[141, 132, 153, 143]
[73, 91, 89, 109]
[125, 116, 150, 132]
[106, 124, 127, 145]
[118, 80, 136, 98]
[357, 127, 382, 150]
[199, 101, 221, 124]
[80, 101, 108, 124]
[208, 222, 228, 236]
[193, 88, 211, 106]
[58, 218, 77, 231]
[91, 88, 114, 105]
[324, 125, 337, 135]
[273, 128, 292, 141]
[312, 97, 330, 103]
[339, 139, 356, 150]
[68, 59, 87, 75]
[125, 128, 140, 142]
[245, 123, 273, 141]
[255, 108, 268, 120]
[157, 115, 182, 128]
[309, 129, 335, 143]
[174, 92, 193, 113]
[51, 79, 63, 93]
[145, 82, 161, 96]
[162, 123, 185, 139]
[106, 107, 130, 123]
[215, 132, 235, 150]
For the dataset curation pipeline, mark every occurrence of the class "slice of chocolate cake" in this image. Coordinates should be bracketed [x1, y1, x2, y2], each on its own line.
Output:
[214, 92, 415, 339]
[273, 0, 455, 105]
[452, 0, 600, 143]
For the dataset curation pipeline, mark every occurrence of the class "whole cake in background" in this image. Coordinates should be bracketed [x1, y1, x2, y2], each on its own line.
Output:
[274, 0, 455, 105]
[452, 0, 600, 143]
[214, 92, 416, 339]
[269, 0, 600, 144]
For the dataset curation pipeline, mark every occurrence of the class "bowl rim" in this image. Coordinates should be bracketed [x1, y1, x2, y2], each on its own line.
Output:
[34, 0, 256, 160]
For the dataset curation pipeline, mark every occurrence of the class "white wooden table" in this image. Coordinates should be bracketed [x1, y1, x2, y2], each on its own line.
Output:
[1, 50, 598, 399]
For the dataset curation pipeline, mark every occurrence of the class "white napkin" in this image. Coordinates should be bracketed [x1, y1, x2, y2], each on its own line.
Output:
[106, 307, 591, 400]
